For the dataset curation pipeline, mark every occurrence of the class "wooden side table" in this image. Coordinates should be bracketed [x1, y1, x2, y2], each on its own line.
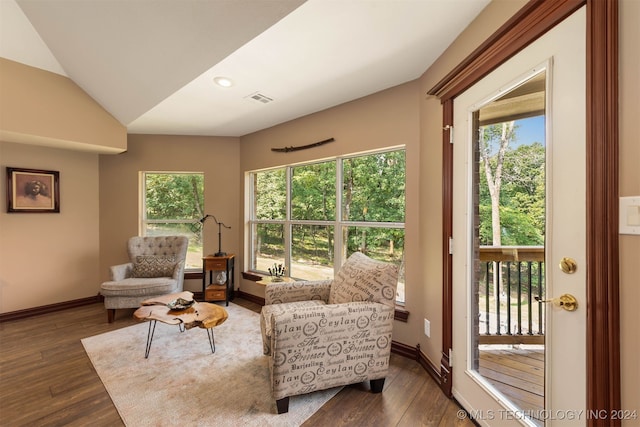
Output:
[202, 254, 235, 306]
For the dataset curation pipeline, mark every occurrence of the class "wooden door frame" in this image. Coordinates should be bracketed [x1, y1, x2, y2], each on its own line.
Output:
[428, 0, 620, 424]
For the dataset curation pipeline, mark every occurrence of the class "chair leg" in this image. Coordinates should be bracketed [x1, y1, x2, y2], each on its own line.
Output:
[370, 378, 385, 393]
[276, 397, 289, 414]
[107, 309, 115, 323]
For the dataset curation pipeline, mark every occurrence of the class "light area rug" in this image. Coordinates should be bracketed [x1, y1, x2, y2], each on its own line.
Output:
[82, 303, 341, 426]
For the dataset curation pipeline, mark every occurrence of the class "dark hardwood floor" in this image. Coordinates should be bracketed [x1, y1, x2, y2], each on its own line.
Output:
[0, 299, 473, 427]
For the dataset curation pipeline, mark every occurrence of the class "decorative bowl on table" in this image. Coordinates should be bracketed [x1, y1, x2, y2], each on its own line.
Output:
[215, 271, 227, 285]
[167, 297, 195, 311]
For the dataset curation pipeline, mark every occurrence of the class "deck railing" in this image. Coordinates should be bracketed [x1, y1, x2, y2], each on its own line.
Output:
[478, 246, 545, 345]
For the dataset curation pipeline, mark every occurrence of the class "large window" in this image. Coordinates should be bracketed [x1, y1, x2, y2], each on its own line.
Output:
[248, 148, 406, 302]
[141, 172, 204, 270]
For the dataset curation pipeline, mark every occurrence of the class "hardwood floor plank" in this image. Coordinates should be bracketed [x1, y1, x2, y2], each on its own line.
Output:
[319, 354, 431, 427]
[396, 379, 454, 426]
[0, 349, 43, 372]
[0, 300, 470, 426]
[374, 355, 436, 426]
[437, 400, 478, 427]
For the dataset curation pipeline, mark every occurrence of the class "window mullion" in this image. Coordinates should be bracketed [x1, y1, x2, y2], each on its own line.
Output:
[145, 219, 198, 224]
[248, 174, 255, 270]
[285, 166, 292, 273]
[139, 172, 147, 236]
[335, 158, 343, 273]
[342, 221, 405, 228]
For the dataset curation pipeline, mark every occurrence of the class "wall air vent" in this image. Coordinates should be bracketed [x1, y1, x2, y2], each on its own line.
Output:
[245, 92, 274, 104]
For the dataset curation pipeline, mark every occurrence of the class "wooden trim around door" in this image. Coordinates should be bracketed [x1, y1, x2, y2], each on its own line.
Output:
[428, 0, 620, 423]
[440, 99, 454, 397]
[585, 0, 620, 421]
[428, 0, 584, 100]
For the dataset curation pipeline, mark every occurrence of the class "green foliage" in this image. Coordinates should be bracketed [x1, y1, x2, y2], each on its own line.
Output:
[255, 223, 285, 257]
[253, 150, 406, 268]
[143, 173, 205, 268]
[479, 133, 546, 246]
[343, 151, 405, 223]
[291, 162, 336, 220]
[145, 173, 204, 220]
[255, 169, 286, 220]
[345, 226, 404, 264]
[292, 224, 334, 264]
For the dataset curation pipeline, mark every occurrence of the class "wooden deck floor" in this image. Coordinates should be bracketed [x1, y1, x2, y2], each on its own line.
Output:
[479, 346, 545, 425]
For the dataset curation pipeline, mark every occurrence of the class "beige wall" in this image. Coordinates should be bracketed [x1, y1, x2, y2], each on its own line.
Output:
[618, 0, 640, 418]
[98, 134, 241, 293]
[239, 81, 420, 345]
[0, 141, 100, 311]
[0, 58, 126, 153]
[418, 0, 528, 370]
[0, 60, 125, 313]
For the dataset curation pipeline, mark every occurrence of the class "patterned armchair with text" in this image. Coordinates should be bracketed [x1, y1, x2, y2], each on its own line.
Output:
[260, 252, 398, 414]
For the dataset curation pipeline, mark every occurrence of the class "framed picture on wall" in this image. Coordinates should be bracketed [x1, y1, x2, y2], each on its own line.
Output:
[6, 167, 60, 213]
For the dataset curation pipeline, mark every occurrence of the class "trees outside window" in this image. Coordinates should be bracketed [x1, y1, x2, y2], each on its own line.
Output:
[478, 120, 545, 246]
[477, 117, 546, 323]
[249, 148, 406, 302]
[141, 172, 204, 270]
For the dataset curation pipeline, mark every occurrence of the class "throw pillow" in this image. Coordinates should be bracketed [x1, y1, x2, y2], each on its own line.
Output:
[328, 252, 398, 307]
[132, 255, 176, 278]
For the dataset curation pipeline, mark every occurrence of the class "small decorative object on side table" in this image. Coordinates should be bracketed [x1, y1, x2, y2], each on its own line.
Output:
[267, 263, 287, 282]
[202, 254, 235, 306]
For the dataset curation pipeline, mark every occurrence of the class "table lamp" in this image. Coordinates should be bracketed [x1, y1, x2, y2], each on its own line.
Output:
[199, 214, 230, 257]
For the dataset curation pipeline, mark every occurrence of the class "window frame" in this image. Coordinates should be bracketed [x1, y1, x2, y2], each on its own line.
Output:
[247, 147, 405, 300]
[139, 171, 204, 272]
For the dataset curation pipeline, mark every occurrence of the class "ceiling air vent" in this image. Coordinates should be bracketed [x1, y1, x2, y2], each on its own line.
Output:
[246, 92, 274, 104]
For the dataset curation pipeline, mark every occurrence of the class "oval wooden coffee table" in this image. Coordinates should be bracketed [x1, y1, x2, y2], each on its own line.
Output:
[133, 291, 228, 358]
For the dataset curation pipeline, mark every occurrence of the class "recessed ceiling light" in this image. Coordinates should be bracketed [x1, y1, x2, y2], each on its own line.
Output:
[213, 76, 233, 88]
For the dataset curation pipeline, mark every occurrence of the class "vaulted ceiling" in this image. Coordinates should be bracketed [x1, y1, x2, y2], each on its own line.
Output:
[1, 0, 490, 137]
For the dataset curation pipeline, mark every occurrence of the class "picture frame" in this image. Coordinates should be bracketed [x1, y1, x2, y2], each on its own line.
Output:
[6, 167, 60, 213]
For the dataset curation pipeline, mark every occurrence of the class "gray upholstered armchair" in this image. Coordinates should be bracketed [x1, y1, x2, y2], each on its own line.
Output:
[260, 252, 398, 414]
[100, 236, 189, 323]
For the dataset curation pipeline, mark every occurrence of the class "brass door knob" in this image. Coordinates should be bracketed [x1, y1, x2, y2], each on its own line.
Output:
[535, 294, 578, 311]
